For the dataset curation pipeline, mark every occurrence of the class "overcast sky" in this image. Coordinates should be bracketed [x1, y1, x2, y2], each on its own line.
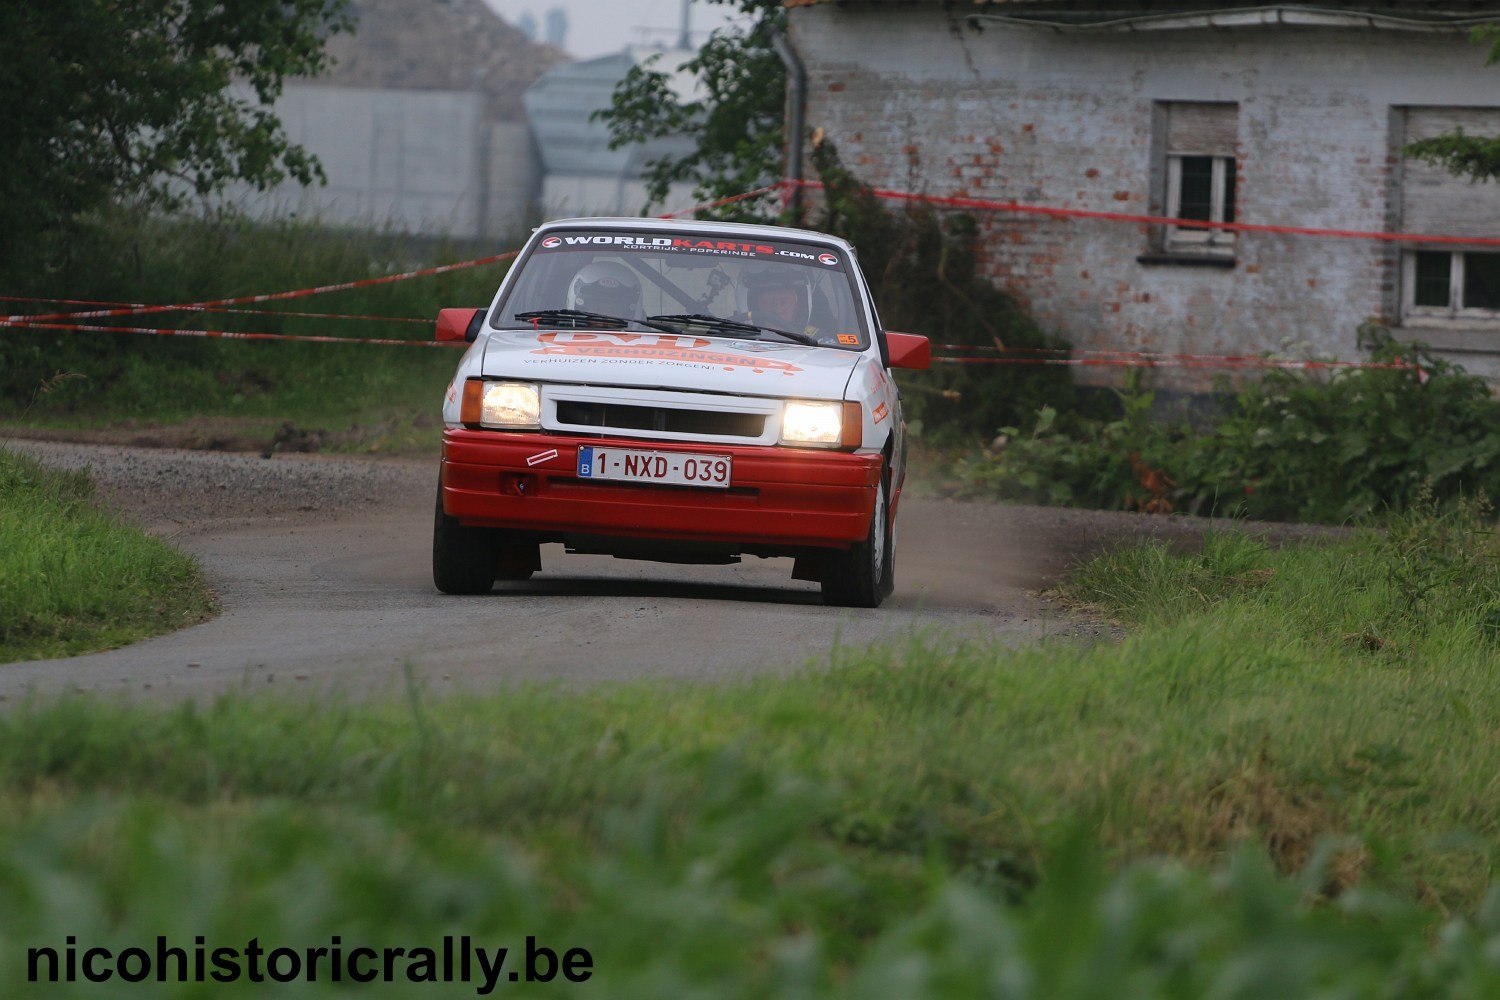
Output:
[481, 0, 751, 60]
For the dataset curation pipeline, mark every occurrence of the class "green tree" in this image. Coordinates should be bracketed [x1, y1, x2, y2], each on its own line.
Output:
[593, 0, 786, 219]
[1404, 26, 1500, 180]
[0, 0, 352, 261]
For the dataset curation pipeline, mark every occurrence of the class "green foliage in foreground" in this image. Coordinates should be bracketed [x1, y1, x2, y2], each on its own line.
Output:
[0, 448, 213, 662]
[1, 207, 505, 440]
[4, 502, 1500, 993]
[3, 796, 1497, 998]
[950, 330, 1500, 522]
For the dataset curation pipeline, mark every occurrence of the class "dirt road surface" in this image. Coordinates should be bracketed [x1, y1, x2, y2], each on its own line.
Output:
[2, 440, 1265, 703]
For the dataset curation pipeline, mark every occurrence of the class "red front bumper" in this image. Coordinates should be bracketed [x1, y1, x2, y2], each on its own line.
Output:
[441, 429, 880, 550]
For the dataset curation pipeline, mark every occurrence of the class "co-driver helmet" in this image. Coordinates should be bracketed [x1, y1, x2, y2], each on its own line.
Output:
[568, 261, 641, 316]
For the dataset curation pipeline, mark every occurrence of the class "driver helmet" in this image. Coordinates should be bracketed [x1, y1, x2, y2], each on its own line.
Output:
[568, 261, 641, 316]
[739, 262, 812, 329]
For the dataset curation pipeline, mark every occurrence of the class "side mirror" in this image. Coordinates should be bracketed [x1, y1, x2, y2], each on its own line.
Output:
[885, 331, 930, 371]
[436, 308, 486, 343]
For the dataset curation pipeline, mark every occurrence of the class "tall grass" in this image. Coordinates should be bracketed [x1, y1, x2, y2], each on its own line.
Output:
[0, 448, 213, 661]
[5, 791, 1499, 998]
[0, 207, 508, 432]
[2, 619, 1500, 994]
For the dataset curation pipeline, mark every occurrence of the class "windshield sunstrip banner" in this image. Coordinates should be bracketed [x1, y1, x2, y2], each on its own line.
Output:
[536, 234, 843, 268]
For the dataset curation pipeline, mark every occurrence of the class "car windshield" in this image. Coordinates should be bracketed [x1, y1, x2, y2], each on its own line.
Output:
[491, 228, 870, 349]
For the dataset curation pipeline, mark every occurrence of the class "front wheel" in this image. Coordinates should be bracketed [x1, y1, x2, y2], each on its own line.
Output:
[822, 462, 895, 608]
[432, 485, 500, 594]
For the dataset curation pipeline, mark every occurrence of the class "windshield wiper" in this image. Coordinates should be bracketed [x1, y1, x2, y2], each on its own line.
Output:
[647, 313, 819, 347]
[510, 309, 687, 335]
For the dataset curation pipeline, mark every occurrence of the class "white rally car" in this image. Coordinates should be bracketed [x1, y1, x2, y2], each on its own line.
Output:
[433, 217, 929, 607]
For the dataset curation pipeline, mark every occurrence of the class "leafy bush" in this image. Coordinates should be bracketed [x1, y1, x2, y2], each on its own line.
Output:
[952, 327, 1500, 523]
[1177, 326, 1500, 521]
[948, 375, 1166, 509]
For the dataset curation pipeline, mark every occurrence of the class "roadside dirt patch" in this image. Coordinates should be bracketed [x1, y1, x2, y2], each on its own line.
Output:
[0, 414, 441, 458]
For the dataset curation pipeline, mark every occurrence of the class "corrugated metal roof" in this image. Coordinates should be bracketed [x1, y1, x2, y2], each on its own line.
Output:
[785, 0, 1500, 12]
[786, 0, 1500, 32]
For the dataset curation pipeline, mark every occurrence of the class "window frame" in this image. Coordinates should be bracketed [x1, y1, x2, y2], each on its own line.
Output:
[1145, 101, 1241, 263]
[1402, 248, 1500, 322]
[1164, 154, 1237, 252]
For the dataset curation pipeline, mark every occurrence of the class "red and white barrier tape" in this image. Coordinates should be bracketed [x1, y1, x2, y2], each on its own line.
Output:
[932, 355, 1415, 371]
[0, 318, 463, 348]
[782, 179, 1500, 247]
[654, 182, 786, 219]
[0, 313, 1417, 372]
[6, 251, 519, 325]
[0, 295, 428, 325]
[931, 344, 1417, 371]
[0, 177, 1470, 368]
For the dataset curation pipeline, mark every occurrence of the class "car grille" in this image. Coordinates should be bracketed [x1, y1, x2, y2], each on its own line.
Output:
[541, 384, 783, 445]
[554, 401, 766, 439]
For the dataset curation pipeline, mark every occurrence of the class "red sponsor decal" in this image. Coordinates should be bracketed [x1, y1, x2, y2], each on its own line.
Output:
[534, 343, 802, 373]
[872, 402, 890, 423]
[541, 236, 562, 248]
[669, 238, 775, 253]
[539, 331, 711, 349]
[818, 253, 839, 266]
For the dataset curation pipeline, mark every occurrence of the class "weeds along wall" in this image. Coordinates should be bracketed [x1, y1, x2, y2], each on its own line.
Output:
[951, 328, 1500, 523]
[806, 140, 1079, 445]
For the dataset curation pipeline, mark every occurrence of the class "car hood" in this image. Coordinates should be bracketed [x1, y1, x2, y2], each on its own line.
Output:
[479, 328, 860, 400]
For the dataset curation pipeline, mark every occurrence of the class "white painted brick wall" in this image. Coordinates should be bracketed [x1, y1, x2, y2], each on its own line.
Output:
[790, 5, 1500, 387]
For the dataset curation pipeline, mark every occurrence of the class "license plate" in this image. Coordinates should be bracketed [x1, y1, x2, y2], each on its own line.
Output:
[577, 446, 731, 488]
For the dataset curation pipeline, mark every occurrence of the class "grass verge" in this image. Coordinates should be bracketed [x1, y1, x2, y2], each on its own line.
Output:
[2, 499, 1500, 993]
[0, 448, 214, 661]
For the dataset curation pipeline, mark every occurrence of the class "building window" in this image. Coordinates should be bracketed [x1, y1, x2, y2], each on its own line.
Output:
[1161, 102, 1238, 255]
[1167, 155, 1236, 247]
[1404, 249, 1500, 317]
[1399, 108, 1500, 326]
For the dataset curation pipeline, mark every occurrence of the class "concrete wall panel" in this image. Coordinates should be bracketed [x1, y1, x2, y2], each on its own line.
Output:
[223, 83, 539, 240]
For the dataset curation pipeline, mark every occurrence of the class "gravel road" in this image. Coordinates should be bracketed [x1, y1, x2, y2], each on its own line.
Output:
[2, 439, 1333, 703]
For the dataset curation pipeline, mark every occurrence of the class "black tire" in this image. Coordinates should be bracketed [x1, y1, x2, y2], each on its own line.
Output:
[494, 541, 540, 582]
[432, 485, 500, 594]
[822, 462, 895, 608]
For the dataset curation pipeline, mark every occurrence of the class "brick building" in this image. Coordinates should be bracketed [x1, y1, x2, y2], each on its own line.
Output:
[784, 0, 1500, 387]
